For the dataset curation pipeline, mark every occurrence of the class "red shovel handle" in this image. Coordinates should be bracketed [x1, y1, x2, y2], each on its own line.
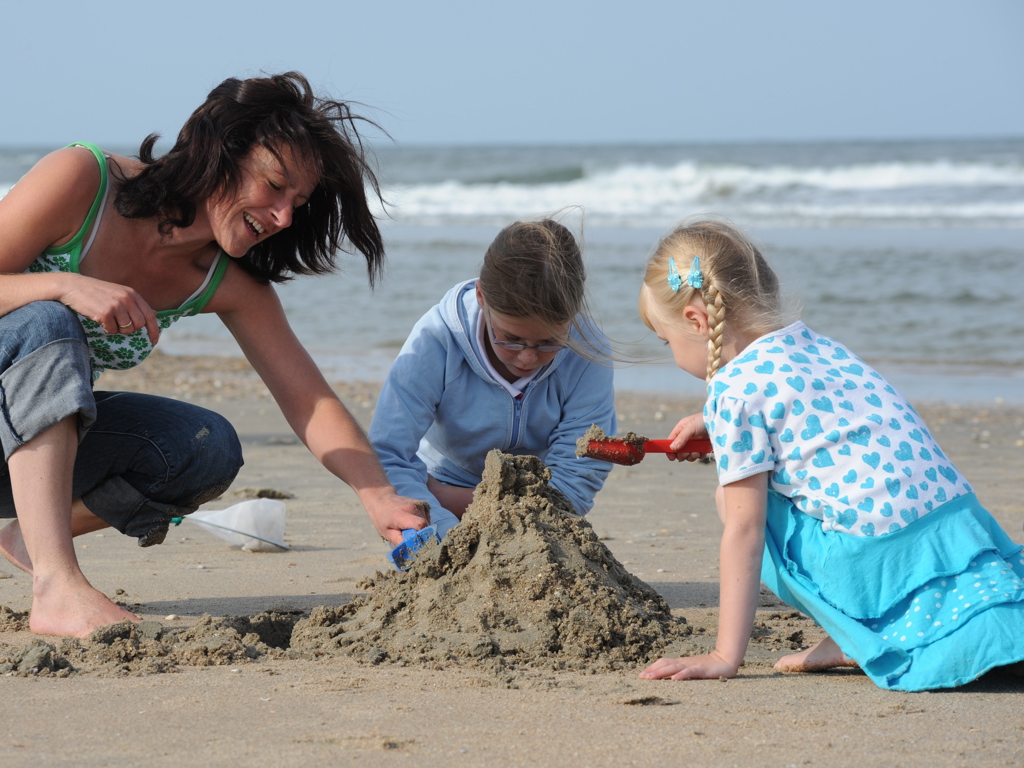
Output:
[644, 438, 713, 454]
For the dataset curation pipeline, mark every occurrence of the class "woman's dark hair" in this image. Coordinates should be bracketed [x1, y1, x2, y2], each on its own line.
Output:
[115, 71, 385, 284]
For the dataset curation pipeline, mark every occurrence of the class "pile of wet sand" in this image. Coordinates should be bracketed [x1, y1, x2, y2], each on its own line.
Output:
[1, 451, 696, 677]
[289, 450, 692, 671]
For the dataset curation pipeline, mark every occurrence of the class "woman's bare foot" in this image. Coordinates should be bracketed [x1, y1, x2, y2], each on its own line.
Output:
[775, 636, 859, 673]
[0, 520, 33, 575]
[29, 573, 139, 638]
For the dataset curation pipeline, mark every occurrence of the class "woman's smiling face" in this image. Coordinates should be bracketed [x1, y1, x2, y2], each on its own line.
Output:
[205, 143, 318, 257]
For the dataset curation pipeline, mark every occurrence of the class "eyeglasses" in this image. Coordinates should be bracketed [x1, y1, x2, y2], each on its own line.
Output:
[488, 314, 567, 354]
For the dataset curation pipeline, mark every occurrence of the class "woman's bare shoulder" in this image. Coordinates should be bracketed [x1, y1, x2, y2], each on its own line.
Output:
[31, 145, 105, 187]
[21, 146, 142, 204]
[0, 147, 108, 264]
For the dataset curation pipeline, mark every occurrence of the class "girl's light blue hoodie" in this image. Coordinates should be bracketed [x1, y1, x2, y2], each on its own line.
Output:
[369, 279, 616, 537]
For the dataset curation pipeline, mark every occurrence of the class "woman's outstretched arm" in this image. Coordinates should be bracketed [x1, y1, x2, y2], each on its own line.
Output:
[212, 273, 428, 544]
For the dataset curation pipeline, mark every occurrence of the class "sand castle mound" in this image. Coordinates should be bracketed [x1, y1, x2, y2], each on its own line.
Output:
[290, 450, 691, 670]
[0, 451, 693, 676]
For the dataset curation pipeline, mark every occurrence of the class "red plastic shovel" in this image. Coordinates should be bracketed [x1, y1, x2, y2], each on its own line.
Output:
[581, 437, 713, 466]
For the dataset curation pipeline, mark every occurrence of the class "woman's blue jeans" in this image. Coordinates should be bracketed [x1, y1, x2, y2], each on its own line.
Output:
[0, 301, 243, 546]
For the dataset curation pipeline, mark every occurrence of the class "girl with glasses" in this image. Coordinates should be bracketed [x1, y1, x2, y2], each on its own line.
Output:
[369, 218, 616, 549]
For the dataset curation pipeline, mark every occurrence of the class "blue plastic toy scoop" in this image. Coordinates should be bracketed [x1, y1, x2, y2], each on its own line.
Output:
[387, 525, 440, 571]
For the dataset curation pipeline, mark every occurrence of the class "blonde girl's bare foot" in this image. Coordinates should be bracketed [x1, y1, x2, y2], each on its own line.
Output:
[775, 636, 859, 673]
[29, 574, 139, 638]
[0, 520, 33, 575]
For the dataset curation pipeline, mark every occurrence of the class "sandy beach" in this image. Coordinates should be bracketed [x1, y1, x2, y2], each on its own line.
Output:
[1, 351, 1022, 767]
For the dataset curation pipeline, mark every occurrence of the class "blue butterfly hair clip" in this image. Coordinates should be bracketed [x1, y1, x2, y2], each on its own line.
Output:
[686, 257, 704, 289]
[668, 256, 704, 292]
[667, 257, 683, 292]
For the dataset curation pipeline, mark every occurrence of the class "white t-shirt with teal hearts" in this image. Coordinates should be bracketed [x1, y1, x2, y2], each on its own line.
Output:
[703, 321, 971, 537]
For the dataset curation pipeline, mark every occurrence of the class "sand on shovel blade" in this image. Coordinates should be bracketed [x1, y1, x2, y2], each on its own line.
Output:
[291, 450, 691, 671]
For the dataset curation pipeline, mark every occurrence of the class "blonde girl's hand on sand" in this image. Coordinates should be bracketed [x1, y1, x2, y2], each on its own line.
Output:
[665, 412, 709, 461]
[639, 651, 740, 680]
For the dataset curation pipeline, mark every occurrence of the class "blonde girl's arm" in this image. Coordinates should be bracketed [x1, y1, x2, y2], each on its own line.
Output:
[0, 147, 160, 339]
[714, 473, 768, 668]
[639, 471, 768, 680]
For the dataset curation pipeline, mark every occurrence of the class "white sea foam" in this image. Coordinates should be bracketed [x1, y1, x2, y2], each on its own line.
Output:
[380, 159, 1024, 227]
[5, 149, 1024, 227]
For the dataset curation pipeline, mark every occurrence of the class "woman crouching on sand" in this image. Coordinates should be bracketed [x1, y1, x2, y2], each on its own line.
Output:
[0, 72, 426, 638]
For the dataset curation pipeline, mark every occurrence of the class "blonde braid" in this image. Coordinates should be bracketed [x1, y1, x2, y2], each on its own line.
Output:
[640, 219, 784, 386]
[704, 284, 726, 383]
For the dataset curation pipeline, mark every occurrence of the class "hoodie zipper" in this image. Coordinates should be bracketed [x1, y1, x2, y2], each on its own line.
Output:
[509, 392, 524, 447]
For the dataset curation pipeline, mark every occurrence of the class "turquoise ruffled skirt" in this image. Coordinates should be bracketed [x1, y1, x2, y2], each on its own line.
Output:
[761, 492, 1024, 691]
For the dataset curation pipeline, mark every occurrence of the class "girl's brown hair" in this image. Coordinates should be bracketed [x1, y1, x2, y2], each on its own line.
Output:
[478, 218, 607, 359]
[640, 219, 784, 382]
[479, 218, 584, 325]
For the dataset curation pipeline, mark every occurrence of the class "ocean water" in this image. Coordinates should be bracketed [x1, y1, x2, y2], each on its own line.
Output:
[2, 139, 1023, 403]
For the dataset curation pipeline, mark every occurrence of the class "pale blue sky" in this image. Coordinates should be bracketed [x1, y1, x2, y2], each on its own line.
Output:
[3, 0, 1022, 146]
